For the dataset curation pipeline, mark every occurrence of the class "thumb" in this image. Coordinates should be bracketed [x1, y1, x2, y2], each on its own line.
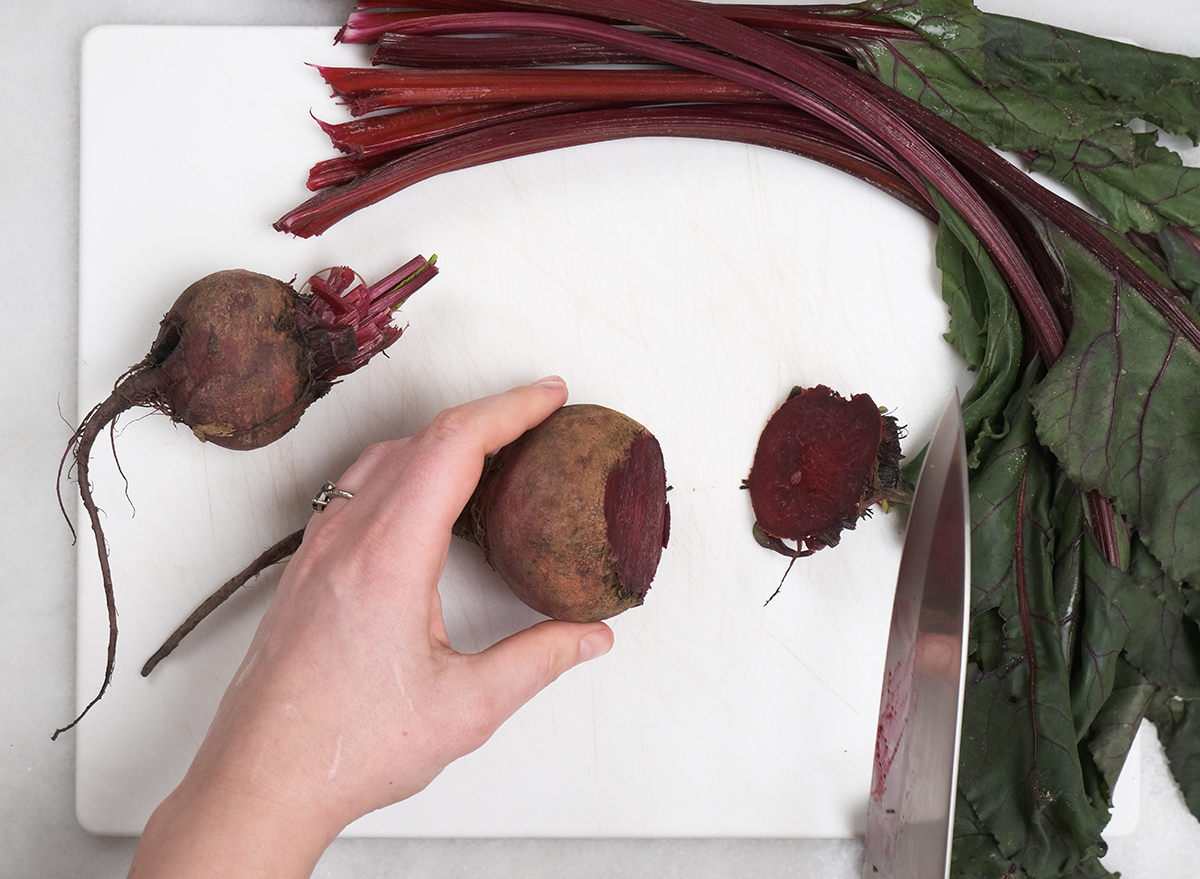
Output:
[470, 620, 614, 723]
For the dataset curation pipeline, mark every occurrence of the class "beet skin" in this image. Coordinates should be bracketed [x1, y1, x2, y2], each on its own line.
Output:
[150, 270, 324, 449]
[455, 404, 670, 623]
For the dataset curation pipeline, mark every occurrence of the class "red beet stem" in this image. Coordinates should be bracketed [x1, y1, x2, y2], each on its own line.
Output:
[315, 1, 1200, 362]
[383, 8, 1061, 360]
[340, 0, 918, 45]
[296, 5, 1063, 361]
[373, 31, 657, 67]
[304, 254, 438, 378]
[708, 5, 917, 42]
[316, 65, 774, 109]
[306, 97, 925, 200]
[338, 9, 445, 44]
[316, 101, 528, 153]
[279, 103, 935, 235]
[308, 154, 389, 190]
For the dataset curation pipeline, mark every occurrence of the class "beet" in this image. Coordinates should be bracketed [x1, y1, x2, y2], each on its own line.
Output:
[454, 404, 671, 623]
[54, 256, 436, 739]
[745, 385, 909, 565]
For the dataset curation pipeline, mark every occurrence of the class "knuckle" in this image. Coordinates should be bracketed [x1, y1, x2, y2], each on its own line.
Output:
[352, 437, 406, 474]
[422, 406, 480, 447]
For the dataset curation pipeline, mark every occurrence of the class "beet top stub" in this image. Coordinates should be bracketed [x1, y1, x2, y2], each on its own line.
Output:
[745, 384, 910, 561]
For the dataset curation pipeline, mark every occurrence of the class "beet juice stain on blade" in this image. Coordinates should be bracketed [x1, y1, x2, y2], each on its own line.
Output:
[862, 393, 970, 879]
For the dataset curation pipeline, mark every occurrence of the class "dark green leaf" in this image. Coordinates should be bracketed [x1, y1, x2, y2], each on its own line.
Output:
[1112, 540, 1200, 699]
[951, 791, 1030, 879]
[1029, 222, 1200, 586]
[855, 0, 985, 59]
[1147, 691, 1200, 819]
[1155, 226, 1200, 306]
[1050, 475, 1132, 740]
[1028, 136, 1200, 235]
[978, 14, 1200, 143]
[1083, 657, 1156, 797]
[853, 1, 1200, 233]
[843, 0, 1200, 868]
[930, 192, 1025, 465]
[957, 370, 1110, 878]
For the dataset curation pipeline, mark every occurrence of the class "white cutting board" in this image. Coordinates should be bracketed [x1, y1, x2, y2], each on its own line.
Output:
[77, 24, 1016, 838]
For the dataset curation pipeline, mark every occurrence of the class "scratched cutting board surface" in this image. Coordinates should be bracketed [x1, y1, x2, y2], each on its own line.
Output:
[75, 24, 1107, 838]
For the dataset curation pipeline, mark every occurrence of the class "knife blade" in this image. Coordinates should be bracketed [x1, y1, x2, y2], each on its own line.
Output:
[862, 392, 971, 878]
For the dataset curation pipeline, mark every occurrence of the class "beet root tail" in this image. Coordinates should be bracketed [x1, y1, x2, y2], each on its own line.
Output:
[53, 369, 163, 740]
[140, 528, 304, 677]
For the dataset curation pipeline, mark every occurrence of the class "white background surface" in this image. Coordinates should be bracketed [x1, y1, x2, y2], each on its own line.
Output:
[4, 0, 1200, 876]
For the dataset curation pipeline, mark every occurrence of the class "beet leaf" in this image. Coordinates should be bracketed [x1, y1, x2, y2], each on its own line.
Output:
[1147, 688, 1200, 821]
[959, 367, 1142, 877]
[851, 0, 1200, 235]
[1029, 220, 1200, 587]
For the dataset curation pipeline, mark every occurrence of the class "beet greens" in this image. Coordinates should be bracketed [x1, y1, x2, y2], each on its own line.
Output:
[269, 2, 1200, 874]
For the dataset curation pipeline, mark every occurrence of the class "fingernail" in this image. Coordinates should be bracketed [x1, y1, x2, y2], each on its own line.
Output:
[533, 375, 566, 390]
[577, 629, 612, 664]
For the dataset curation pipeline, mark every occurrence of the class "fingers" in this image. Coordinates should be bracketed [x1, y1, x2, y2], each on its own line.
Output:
[380, 375, 570, 533]
[459, 620, 614, 744]
[416, 374, 568, 467]
[305, 376, 568, 555]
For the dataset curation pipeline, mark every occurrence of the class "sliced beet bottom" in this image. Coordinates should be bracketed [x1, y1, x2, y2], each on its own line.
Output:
[746, 385, 910, 562]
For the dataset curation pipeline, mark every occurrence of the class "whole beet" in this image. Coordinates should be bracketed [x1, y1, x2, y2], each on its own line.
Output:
[54, 257, 436, 739]
[149, 269, 329, 449]
[454, 404, 671, 623]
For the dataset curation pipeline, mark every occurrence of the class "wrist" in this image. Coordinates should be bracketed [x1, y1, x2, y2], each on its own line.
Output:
[129, 751, 345, 879]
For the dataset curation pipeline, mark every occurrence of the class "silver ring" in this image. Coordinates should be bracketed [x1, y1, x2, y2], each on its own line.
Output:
[312, 481, 354, 512]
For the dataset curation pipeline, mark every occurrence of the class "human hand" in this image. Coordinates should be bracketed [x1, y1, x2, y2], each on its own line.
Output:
[128, 377, 614, 878]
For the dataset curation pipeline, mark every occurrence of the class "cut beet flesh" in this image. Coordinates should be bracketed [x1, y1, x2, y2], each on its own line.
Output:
[747, 384, 907, 558]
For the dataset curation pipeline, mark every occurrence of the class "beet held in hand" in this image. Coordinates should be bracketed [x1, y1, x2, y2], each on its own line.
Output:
[55, 256, 437, 739]
[454, 403, 671, 623]
[141, 399, 670, 677]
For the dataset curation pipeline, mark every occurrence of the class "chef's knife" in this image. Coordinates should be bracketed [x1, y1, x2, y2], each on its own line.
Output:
[862, 392, 971, 878]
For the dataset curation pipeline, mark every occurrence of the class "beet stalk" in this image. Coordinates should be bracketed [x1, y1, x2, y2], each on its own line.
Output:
[371, 30, 658, 67]
[288, 103, 936, 229]
[317, 65, 772, 113]
[54, 255, 437, 739]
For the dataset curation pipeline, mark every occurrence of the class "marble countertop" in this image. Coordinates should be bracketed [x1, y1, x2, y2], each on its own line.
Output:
[4, 0, 1199, 875]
